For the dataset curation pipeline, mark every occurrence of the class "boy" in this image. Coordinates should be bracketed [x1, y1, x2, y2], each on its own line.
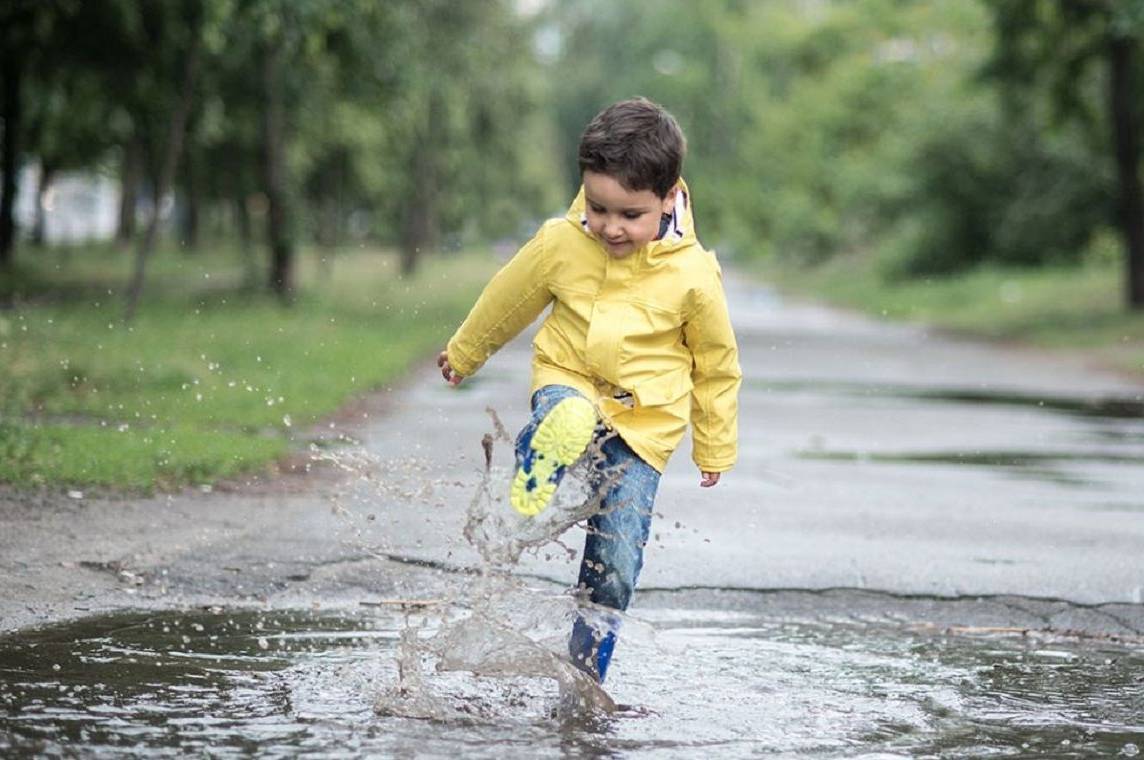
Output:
[437, 97, 741, 683]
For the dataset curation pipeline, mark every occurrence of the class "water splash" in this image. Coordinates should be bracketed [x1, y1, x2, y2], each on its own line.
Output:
[315, 408, 631, 719]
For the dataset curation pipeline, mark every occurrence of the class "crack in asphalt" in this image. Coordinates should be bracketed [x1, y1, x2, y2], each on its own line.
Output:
[635, 583, 1143, 615]
[331, 552, 1144, 636]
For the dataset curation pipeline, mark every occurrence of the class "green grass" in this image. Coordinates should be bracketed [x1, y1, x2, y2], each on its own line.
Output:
[759, 255, 1144, 377]
[0, 242, 496, 491]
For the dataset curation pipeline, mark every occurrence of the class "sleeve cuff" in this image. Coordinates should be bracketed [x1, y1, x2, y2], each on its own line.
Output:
[446, 343, 482, 377]
[692, 454, 736, 472]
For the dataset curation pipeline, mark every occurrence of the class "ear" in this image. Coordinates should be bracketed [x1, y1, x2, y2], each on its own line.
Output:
[660, 183, 678, 214]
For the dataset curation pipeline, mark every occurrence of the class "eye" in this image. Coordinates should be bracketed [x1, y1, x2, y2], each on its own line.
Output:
[623, 211, 643, 220]
[588, 203, 605, 214]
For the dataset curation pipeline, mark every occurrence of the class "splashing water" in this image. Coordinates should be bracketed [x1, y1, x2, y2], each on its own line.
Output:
[315, 408, 634, 719]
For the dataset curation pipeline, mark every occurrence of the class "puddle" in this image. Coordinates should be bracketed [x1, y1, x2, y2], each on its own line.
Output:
[799, 451, 1144, 468]
[752, 380, 1144, 420]
[755, 379, 1144, 488]
[794, 449, 1141, 487]
[1, 606, 1142, 757]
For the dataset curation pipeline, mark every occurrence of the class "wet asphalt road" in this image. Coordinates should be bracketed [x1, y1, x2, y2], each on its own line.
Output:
[2, 272, 1143, 634]
[372, 273, 1144, 607]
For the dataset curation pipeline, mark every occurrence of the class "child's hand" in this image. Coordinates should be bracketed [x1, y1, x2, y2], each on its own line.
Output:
[700, 471, 720, 488]
[437, 350, 464, 386]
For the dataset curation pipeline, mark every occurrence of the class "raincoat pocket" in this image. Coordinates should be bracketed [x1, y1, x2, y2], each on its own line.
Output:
[631, 366, 693, 409]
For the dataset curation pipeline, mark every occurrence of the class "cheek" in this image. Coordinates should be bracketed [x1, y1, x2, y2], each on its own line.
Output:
[630, 217, 658, 241]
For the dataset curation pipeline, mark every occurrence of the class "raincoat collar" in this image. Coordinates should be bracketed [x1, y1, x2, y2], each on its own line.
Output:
[565, 177, 697, 261]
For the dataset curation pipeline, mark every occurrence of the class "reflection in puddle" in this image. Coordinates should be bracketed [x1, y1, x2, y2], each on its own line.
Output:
[795, 448, 1142, 486]
[1, 607, 1141, 757]
[759, 379, 1144, 488]
[752, 379, 1144, 420]
[799, 450, 1144, 468]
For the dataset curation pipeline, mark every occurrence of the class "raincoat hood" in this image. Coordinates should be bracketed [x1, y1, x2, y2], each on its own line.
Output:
[564, 178, 697, 262]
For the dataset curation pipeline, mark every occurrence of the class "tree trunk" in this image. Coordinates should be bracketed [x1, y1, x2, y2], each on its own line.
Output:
[400, 158, 435, 277]
[30, 163, 54, 247]
[0, 48, 22, 268]
[123, 31, 201, 322]
[318, 194, 335, 282]
[236, 193, 258, 289]
[117, 137, 143, 244]
[399, 93, 444, 277]
[1109, 35, 1144, 309]
[180, 155, 199, 250]
[261, 39, 294, 302]
[316, 160, 342, 282]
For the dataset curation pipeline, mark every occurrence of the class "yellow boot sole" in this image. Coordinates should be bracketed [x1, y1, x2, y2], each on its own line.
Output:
[510, 396, 597, 516]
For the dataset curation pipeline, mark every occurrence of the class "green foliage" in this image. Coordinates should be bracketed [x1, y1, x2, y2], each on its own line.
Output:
[878, 99, 1113, 278]
[8, 0, 1144, 289]
[543, 0, 996, 266]
[5, 0, 557, 281]
[539, 0, 1144, 293]
[199, 0, 559, 257]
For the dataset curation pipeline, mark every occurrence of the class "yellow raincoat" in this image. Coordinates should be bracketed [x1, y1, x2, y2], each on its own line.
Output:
[446, 180, 741, 473]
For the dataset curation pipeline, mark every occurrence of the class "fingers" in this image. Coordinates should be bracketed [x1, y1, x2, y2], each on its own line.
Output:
[437, 350, 463, 386]
[700, 471, 720, 488]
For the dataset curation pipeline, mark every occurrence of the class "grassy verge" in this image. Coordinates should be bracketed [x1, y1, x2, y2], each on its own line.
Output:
[759, 255, 1144, 378]
[0, 243, 496, 491]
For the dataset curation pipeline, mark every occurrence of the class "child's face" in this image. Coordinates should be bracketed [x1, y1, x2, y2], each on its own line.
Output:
[582, 171, 676, 258]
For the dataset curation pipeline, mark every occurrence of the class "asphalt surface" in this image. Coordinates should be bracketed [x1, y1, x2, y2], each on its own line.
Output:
[3, 272, 1143, 635]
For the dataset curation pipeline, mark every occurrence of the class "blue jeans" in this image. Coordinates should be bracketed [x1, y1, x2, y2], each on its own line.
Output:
[516, 385, 660, 682]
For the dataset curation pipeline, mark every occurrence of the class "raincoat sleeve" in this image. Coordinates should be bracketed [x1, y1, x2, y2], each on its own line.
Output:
[683, 264, 741, 472]
[445, 225, 554, 378]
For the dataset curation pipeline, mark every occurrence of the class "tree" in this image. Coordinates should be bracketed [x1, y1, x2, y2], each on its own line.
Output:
[260, 30, 292, 300]
[988, 0, 1144, 308]
[0, 30, 24, 268]
[228, 0, 373, 298]
[6, 0, 554, 295]
[1, 0, 148, 264]
[365, 0, 552, 276]
[0, 1, 69, 268]
[123, 0, 205, 321]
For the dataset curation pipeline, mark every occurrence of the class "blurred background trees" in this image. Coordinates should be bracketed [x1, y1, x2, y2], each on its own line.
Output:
[2, 0, 1143, 309]
[0, 0, 559, 313]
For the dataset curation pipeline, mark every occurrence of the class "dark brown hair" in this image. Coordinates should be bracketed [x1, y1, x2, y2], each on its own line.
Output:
[577, 97, 686, 199]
